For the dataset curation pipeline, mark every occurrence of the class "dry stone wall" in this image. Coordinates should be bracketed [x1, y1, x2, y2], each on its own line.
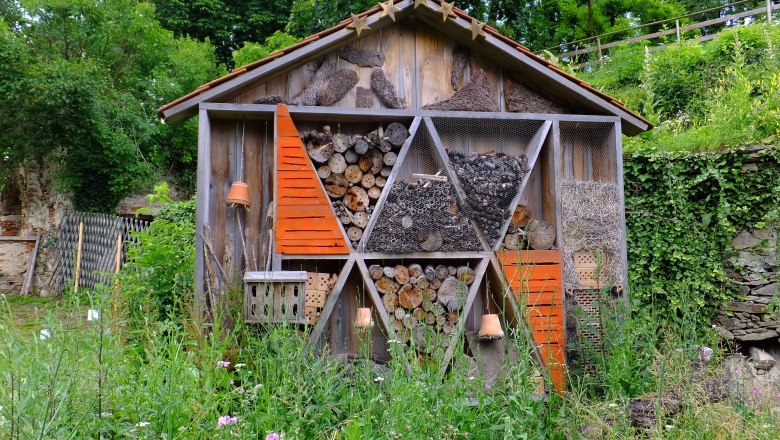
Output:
[715, 228, 778, 342]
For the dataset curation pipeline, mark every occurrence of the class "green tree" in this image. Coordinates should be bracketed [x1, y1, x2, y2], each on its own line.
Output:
[0, 1, 221, 211]
[153, 0, 293, 68]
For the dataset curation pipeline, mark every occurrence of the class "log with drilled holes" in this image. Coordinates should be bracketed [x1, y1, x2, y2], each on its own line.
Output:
[377, 262, 475, 353]
[303, 123, 410, 249]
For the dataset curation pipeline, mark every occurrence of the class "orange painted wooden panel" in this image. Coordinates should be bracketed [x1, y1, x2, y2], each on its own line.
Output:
[498, 249, 566, 393]
[274, 103, 349, 255]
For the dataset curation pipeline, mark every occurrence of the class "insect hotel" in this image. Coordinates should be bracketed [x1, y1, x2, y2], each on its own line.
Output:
[158, 0, 651, 393]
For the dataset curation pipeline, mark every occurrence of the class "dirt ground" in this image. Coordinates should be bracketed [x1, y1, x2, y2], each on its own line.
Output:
[1, 294, 73, 336]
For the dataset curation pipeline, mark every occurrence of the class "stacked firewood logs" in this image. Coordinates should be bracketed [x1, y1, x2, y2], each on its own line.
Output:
[303, 122, 410, 248]
[370, 262, 476, 350]
[366, 180, 483, 252]
[447, 150, 529, 247]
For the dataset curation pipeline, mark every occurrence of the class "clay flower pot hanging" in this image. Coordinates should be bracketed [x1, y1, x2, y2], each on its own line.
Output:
[226, 181, 250, 206]
[478, 313, 504, 340]
[354, 307, 375, 328]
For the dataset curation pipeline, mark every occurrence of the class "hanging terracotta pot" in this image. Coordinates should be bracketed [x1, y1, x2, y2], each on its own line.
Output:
[226, 181, 250, 206]
[478, 313, 504, 339]
[354, 307, 374, 328]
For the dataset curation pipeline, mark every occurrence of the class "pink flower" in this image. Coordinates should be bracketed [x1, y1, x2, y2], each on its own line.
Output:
[266, 433, 280, 440]
[230, 379, 235, 385]
[217, 360, 231, 369]
[217, 415, 238, 428]
[751, 387, 761, 396]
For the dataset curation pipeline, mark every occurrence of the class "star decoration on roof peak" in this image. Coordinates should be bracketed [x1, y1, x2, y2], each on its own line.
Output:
[379, 0, 401, 21]
[347, 13, 371, 36]
[436, 1, 456, 22]
[469, 18, 486, 40]
[414, 0, 429, 8]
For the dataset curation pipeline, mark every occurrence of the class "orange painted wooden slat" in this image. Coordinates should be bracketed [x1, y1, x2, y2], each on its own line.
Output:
[498, 250, 567, 392]
[274, 104, 349, 255]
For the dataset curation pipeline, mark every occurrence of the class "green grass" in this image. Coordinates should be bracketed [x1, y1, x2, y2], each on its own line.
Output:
[0, 289, 778, 439]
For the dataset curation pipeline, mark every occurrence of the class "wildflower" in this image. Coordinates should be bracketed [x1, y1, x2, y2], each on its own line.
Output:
[230, 379, 235, 385]
[234, 363, 246, 370]
[751, 387, 761, 396]
[40, 329, 51, 340]
[467, 376, 475, 380]
[711, 324, 716, 329]
[266, 433, 280, 440]
[608, 403, 618, 408]
[374, 376, 385, 382]
[178, 426, 187, 432]
[217, 415, 238, 428]
[387, 339, 400, 344]
[216, 360, 231, 369]
[664, 424, 674, 430]
[236, 387, 245, 394]
[135, 422, 150, 428]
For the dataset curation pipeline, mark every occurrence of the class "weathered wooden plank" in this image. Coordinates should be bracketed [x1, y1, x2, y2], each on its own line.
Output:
[20, 235, 40, 295]
[416, 23, 456, 108]
[381, 19, 415, 110]
[236, 82, 267, 104]
[195, 109, 212, 309]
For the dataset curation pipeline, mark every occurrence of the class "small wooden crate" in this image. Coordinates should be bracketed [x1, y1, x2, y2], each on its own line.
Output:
[244, 271, 307, 324]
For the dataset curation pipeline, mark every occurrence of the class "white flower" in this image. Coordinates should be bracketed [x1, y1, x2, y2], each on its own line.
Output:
[387, 339, 401, 344]
[665, 424, 674, 430]
[135, 422, 150, 428]
[467, 376, 476, 381]
[711, 325, 716, 329]
[40, 329, 51, 340]
[234, 363, 246, 370]
[374, 376, 384, 382]
[608, 403, 618, 408]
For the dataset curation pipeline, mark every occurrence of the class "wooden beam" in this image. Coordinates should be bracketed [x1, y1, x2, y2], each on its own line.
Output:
[201, 102, 623, 124]
[614, 120, 630, 304]
[195, 109, 211, 313]
[305, 256, 357, 352]
[20, 235, 40, 295]
[0, 236, 38, 241]
[492, 121, 552, 251]
[439, 257, 490, 378]
[423, 117, 491, 251]
[355, 258, 397, 340]
[357, 116, 423, 251]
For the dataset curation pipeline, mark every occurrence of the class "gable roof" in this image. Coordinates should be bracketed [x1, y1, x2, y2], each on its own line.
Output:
[157, 0, 652, 135]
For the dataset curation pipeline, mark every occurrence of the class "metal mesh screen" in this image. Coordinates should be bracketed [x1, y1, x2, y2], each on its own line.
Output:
[54, 212, 149, 293]
[433, 118, 539, 248]
[365, 123, 483, 253]
[559, 122, 617, 183]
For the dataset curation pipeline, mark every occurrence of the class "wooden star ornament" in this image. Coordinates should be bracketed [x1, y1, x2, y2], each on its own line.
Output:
[347, 13, 371, 36]
[436, 1, 456, 22]
[469, 18, 486, 40]
[414, 0, 429, 8]
[379, 0, 401, 21]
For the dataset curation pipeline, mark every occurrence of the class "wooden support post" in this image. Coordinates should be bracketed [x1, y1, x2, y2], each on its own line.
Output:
[675, 20, 681, 43]
[112, 233, 123, 322]
[20, 236, 40, 295]
[74, 221, 84, 293]
[596, 36, 604, 67]
[768, 0, 773, 22]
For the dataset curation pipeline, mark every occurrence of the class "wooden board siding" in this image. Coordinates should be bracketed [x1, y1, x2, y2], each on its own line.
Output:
[275, 104, 350, 255]
[497, 249, 566, 392]
[221, 17, 512, 113]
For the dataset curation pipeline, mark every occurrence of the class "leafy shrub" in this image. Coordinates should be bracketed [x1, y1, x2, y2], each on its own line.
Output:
[119, 184, 195, 321]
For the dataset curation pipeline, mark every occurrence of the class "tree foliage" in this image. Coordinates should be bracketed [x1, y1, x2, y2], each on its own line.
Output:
[0, 1, 221, 212]
[153, 0, 294, 69]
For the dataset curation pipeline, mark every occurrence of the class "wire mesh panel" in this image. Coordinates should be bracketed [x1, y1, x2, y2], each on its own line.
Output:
[559, 122, 617, 183]
[431, 117, 541, 248]
[365, 123, 483, 253]
[55, 212, 149, 293]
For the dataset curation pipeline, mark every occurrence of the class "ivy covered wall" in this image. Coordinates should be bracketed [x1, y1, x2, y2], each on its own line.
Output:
[623, 146, 780, 322]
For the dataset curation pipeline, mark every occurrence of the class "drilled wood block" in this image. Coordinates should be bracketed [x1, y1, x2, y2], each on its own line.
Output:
[317, 273, 330, 291]
[305, 289, 327, 308]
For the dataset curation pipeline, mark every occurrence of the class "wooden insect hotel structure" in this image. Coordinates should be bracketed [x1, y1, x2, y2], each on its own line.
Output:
[158, 0, 651, 393]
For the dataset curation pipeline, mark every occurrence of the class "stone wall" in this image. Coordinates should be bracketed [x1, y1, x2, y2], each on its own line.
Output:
[715, 228, 778, 342]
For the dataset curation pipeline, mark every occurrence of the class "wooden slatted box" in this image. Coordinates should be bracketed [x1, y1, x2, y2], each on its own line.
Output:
[244, 271, 308, 324]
